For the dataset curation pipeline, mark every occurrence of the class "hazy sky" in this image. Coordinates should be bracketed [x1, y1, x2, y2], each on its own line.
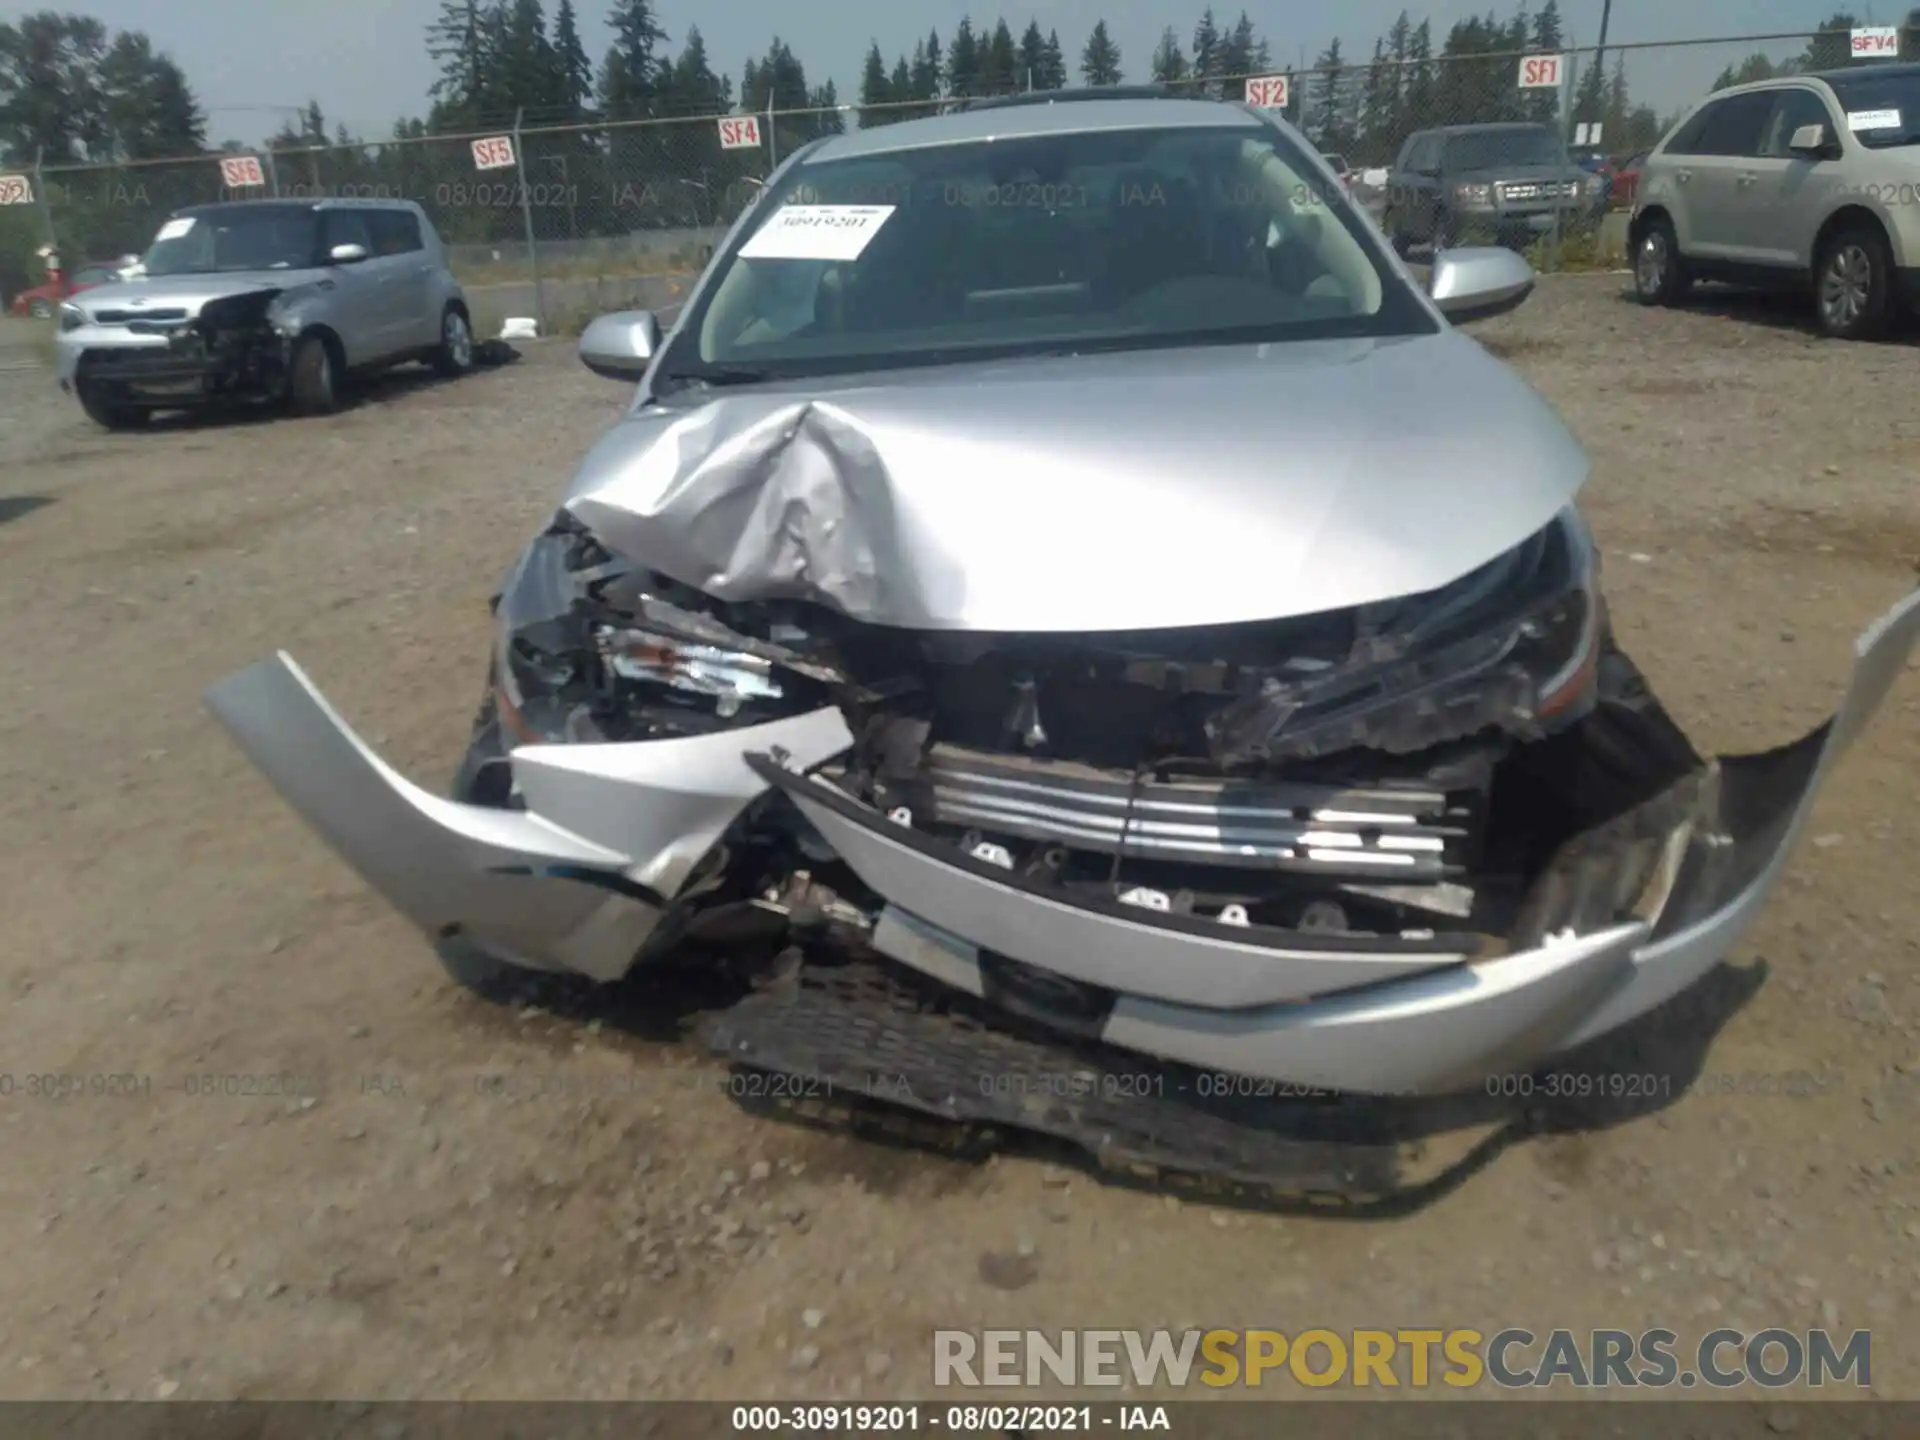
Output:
[16, 0, 1871, 144]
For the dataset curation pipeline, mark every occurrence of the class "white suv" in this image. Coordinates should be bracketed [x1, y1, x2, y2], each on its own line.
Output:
[1631, 63, 1920, 339]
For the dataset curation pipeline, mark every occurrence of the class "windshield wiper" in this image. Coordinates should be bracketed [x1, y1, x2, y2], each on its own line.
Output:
[654, 365, 778, 393]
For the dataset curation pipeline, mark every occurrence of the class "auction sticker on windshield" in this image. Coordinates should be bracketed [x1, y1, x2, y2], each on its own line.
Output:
[739, 205, 897, 262]
[1847, 108, 1902, 130]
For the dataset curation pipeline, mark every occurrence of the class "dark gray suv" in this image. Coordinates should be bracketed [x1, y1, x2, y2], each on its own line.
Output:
[1384, 123, 1601, 255]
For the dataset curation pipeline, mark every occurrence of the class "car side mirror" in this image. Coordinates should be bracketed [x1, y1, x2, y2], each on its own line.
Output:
[1788, 123, 1834, 157]
[579, 309, 660, 380]
[1428, 245, 1535, 323]
[328, 242, 369, 264]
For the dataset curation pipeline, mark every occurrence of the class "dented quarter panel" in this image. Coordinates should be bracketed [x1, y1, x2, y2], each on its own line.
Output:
[562, 329, 1589, 633]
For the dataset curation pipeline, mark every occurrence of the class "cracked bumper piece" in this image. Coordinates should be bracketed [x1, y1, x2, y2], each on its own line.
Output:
[203, 652, 853, 981]
[753, 590, 1920, 1096]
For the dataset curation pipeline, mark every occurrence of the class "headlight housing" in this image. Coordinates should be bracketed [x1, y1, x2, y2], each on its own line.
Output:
[490, 514, 835, 745]
[57, 302, 85, 332]
[1204, 508, 1605, 764]
[1454, 182, 1493, 207]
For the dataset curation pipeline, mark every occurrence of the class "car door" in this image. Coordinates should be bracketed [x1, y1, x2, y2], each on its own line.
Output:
[1391, 135, 1441, 241]
[318, 209, 383, 366]
[1742, 86, 1844, 267]
[368, 208, 438, 354]
[1675, 90, 1776, 258]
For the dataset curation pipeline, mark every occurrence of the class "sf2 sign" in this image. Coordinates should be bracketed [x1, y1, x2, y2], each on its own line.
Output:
[472, 135, 516, 170]
[1518, 53, 1563, 89]
[718, 115, 762, 149]
[219, 155, 266, 188]
[1244, 75, 1289, 109]
[1852, 26, 1899, 58]
[0, 173, 33, 205]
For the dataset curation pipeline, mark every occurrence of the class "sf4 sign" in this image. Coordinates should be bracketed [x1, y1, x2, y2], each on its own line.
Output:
[219, 155, 265, 188]
[1518, 53, 1563, 88]
[472, 135, 516, 170]
[718, 115, 762, 150]
[1244, 74, 1289, 109]
[0, 173, 33, 205]
[1852, 26, 1899, 57]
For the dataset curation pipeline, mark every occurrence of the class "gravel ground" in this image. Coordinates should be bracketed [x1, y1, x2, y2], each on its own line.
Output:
[0, 277, 1917, 1404]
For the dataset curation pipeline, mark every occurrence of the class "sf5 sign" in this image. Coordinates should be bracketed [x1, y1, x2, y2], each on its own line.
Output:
[1244, 75, 1289, 109]
[1518, 53, 1563, 88]
[472, 135, 516, 170]
[718, 115, 762, 149]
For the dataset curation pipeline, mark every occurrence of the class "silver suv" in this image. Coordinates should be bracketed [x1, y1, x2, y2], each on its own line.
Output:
[54, 198, 473, 428]
[1631, 63, 1920, 338]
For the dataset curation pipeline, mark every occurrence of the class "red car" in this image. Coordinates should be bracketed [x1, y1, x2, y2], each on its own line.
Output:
[1609, 152, 1649, 210]
[8, 262, 122, 319]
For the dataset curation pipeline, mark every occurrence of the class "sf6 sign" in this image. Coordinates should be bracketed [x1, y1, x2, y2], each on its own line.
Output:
[1518, 53, 1564, 89]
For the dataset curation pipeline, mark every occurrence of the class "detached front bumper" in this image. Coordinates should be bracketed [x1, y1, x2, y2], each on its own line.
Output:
[205, 591, 1919, 1095]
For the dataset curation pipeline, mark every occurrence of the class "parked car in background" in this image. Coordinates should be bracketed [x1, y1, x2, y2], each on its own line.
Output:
[1609, 151, 1649, 209]
[53, 197, 474, 428]
[9, 261, 124, 319]
[1632, 64, 1920, 339]
[1384, 123, 1602, 254]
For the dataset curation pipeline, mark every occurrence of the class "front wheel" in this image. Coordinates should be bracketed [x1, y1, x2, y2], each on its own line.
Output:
[77, 382, 146, 431]
[286, 333, 339, 414]
[432, 306, 474, 377]
[1633, 215, 1690, 307]
[1814, 225, 1894, 341]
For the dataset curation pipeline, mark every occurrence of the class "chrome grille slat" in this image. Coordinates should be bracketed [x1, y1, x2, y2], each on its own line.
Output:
[916, 744, 1468, 879]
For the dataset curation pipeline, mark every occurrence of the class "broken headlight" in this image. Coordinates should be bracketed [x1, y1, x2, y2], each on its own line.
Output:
[1205, 507, 1604, 764]
[489, 516, 828, 744]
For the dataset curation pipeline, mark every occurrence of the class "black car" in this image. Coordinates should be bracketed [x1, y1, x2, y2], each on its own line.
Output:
[1384, 123, 1598, 255]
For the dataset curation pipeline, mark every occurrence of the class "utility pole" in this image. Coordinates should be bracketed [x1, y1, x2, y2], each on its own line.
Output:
[1593, 0, 1614, 84]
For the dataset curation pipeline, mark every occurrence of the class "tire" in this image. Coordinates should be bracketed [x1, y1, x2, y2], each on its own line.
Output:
[77, 382, 146, 431]
[286, 333, 339, 414]
[1814, 224, 1894, 341]
[1383, 210, 1412, 259]
[1632, 214, 1690, 307]
[27, 298, 52, 320]
[432, 305, 474, 378]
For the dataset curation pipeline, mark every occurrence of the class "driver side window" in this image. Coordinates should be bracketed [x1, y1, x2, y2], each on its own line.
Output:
[322, 210, 373, 254]
[1758, 89, 1834, 158]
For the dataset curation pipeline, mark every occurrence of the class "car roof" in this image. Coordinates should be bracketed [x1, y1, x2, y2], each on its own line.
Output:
[173, 197, 420, 218]
[802, 92, 1267, 162]
[1417, 122, 1557, 137]
[1802, 60, 1920, 86]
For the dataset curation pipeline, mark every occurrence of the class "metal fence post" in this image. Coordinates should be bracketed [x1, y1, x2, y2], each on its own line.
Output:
[31, 147, 59, 258]
[765, 98, 778, 169]
[514, 108, 547, 335]
[1548, 52, 1577, 274]
[264, 148, 281, 197]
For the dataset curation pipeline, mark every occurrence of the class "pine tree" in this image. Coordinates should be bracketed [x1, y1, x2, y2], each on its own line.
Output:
[1309, 39, 1349, 151]
[1357, 38, 1395, 162]
[909, 30, 942, 105]
[1150, 26, 1189, 85]
[947, 19, 980, 98]
[860, 40, 891, 113]
[1041, 30, 1067, 88]
[1191, 9, 1222, 96]
[601, 0, 668, 119]
[550, 0, 593, 118]
[426, 0, 496, 123]
[1081, 20, 1122, 85]
[983, 19, 1018, 95]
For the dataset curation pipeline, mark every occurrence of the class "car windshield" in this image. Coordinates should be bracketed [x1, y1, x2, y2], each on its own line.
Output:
[1827, 72, 1920, 147]
[139, 208, 319, 275]
[1444, 129, 1566, 169]
[664, 121, 1428, 385]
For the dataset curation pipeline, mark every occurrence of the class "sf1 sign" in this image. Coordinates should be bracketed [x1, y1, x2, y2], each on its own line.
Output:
[1852, 26, 1899, 58]
[718, 115, 762, 149]
[1244, 74, 1289, 109]
[1518, 53, 1563, 88]
[0, 173, 33, 205]
[472, 135, 516, 170]
[219, 154, 266, 188]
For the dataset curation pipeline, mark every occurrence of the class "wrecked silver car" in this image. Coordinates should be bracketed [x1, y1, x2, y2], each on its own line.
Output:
[55, 199, 474, 428]
[207, 95, 1918, 1189]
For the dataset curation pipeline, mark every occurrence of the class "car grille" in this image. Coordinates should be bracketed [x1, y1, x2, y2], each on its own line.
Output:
[1498, 181, 1579, 202]
[900, 744, 1475, 882]
[90, 306, 189, 324]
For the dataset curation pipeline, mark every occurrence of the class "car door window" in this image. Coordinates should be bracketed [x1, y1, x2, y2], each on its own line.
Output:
[1664, 102, 1720, 156]
[367, 210, 423, 256]
[322, 210, 374, 254]
[1694, 92, 1774, 156]
[1757, 89, 1834, 157]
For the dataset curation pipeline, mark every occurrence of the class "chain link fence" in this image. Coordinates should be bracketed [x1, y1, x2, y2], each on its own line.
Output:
[0, 30, 1876, 316]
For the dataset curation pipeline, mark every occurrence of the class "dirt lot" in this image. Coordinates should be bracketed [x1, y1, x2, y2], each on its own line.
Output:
[0, 277, 1916, 1404]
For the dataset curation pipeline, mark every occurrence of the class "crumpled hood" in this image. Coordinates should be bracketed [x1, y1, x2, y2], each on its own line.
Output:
[74, 269, 324, 315]
[563, 331, 1589, 633]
